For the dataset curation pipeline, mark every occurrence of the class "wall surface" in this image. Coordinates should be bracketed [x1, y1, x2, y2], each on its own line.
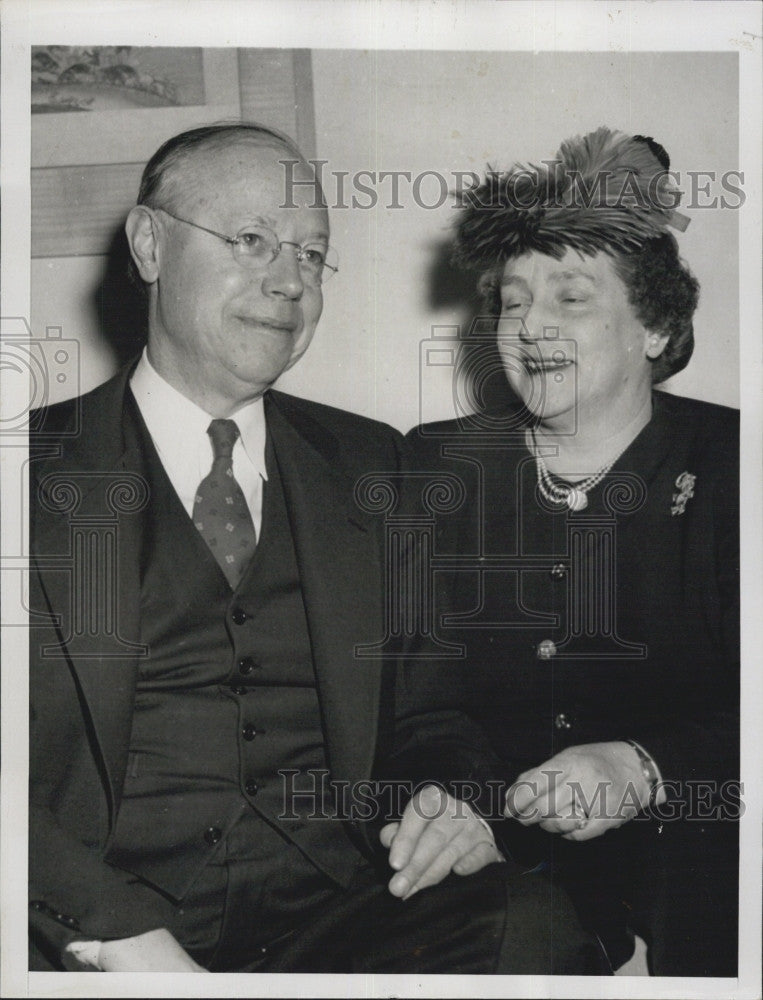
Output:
[31, 49, 740, 431]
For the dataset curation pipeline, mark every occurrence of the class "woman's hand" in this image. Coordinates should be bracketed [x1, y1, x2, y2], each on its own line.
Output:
[504, 741, 661, 841]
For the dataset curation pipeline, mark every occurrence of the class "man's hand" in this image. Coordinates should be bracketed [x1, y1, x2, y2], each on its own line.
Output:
[504, 741, 662, 842]
[379, 784, 503, 899]
[96, 928, 207, 972]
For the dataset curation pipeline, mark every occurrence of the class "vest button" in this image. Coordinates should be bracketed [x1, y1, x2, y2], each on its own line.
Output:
[204, 826, 222, 845]
[238, 657, 256, 675]
[231, 608, 248, 625]
[242, 723, 257, 741]
[245, 780, 259, 796]
[230, 684, 247, 696]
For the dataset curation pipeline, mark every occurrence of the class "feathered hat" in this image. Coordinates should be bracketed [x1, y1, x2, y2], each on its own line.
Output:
[454, 126, 689, 271]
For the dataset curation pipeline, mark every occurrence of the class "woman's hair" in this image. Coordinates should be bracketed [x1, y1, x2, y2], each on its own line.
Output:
[457, 127, 699, 382]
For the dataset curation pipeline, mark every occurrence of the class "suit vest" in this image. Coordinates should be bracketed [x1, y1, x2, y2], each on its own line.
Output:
[105, 397, 361, 901]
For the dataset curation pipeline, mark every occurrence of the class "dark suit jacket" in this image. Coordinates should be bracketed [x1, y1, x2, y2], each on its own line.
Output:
[29, 364, 501, 965]
[406, 390, 740, 797]
[405, 390, 741, 973]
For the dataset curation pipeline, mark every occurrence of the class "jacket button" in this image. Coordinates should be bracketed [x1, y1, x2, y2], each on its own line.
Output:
[550, 563, 567, 579]
[537, 639, 557, 659]
[238, 657, 256, 675]
[30, 900, 46, 912]
[231, 608, 248, 625]
[245, 780, 259, 796]
[231, 684, 247, 696]
[242, 723, 257, 741]
[204, 826, 222, 845]
[554, 712, 573, 730]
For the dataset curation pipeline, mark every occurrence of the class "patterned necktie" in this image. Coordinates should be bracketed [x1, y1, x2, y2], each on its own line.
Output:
[192, 419, 257, 588]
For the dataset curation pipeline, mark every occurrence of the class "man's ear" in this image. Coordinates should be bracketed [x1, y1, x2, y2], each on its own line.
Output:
[645, 329, 669, 359]
[125, 206, 161, 284]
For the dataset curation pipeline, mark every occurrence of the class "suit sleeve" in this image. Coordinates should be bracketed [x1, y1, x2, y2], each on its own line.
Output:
[371, 434, 509, 817]
[629, 426, 740, 794]
[29, 807, 177, 962]
[29, 561, 176, 967]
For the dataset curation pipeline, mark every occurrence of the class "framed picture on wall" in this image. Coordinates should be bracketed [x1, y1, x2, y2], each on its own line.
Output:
[31, 46, 316, 257]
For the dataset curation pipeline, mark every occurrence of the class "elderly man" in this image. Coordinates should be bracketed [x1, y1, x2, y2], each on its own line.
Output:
[29, 123, 600, 974]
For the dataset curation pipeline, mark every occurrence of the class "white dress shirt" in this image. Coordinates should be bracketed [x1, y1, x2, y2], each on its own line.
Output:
[129, 350, 268, 537]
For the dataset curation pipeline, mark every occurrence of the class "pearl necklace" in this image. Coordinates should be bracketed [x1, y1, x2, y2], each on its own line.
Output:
[528, 429, 624, 512]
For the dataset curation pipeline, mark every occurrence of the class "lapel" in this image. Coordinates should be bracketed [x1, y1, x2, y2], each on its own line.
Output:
[32, 375, 389, 808]
[31, 365, 146, 819]
[265, 392, 386, 783]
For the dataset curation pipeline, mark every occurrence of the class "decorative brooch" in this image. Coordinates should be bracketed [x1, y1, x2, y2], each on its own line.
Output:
[671, 471, 696, 516]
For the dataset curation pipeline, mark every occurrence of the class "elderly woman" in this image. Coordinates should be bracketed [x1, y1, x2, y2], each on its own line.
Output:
[408, 128, 739, 975]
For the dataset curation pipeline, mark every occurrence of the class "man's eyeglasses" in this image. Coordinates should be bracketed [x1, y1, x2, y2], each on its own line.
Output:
[156, 208, 338, 285]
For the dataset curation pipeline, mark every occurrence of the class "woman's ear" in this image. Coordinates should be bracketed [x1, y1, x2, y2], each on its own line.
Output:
[645, 330, 669, 359]
[125, 206, 161, 285]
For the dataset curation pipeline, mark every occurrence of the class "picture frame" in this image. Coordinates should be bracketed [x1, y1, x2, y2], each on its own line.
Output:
[31, 47, 316, 257]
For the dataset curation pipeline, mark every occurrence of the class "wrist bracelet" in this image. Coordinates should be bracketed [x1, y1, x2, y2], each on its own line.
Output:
[623, 739, 660, 808]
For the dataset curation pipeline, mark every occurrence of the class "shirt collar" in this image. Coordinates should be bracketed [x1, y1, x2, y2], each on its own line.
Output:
[129, 348, 268, 480]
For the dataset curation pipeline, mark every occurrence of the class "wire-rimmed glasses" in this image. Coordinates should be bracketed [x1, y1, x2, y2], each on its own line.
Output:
[157, 208, 338, 285]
